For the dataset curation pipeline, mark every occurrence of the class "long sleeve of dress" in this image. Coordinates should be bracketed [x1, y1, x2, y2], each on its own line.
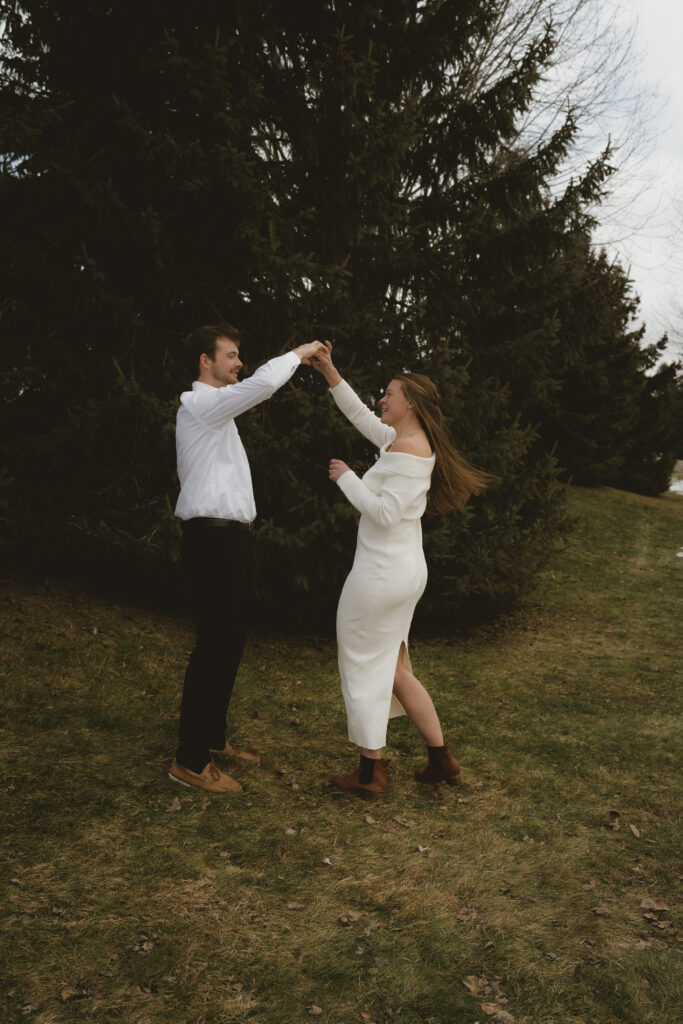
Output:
[337, 462, 428, 528]
[330, 379, 395, 449]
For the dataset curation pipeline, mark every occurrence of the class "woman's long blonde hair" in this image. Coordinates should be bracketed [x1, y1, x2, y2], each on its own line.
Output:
[394, 373, 493, 514]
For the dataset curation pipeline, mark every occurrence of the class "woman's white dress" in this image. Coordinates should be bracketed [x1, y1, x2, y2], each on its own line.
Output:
[331, 380, 435, 749]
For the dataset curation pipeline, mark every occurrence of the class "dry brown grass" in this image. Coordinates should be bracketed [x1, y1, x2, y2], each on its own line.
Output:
[1, 485, 681, 1023]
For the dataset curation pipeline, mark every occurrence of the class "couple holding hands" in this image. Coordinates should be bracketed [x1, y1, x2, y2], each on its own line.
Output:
[170, 326, 489, 797]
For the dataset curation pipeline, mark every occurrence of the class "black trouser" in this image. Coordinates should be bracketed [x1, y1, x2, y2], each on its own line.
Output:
[176, 518, 252, 773]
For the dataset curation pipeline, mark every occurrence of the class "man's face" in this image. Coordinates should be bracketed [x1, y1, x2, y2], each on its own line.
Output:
[207, 337, 243, 387]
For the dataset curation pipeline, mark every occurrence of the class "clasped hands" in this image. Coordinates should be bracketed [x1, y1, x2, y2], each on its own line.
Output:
[299, 339, 350, 482]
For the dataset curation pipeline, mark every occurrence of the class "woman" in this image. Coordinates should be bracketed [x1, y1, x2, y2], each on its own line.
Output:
[311, 341, 491, 798]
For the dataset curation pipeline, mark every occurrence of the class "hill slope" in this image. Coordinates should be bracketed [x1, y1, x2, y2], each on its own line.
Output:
[1, 486, 681, 1023]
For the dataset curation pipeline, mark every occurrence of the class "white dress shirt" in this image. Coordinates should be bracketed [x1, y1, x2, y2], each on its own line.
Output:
[175, 351, 301, 522]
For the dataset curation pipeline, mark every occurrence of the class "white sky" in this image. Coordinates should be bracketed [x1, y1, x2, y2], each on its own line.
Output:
[594, 0, 683, 361]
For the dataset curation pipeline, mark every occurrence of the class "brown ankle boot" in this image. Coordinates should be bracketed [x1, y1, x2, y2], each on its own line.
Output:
[414, 742, 462, 786]
[330, 758, 389, 799]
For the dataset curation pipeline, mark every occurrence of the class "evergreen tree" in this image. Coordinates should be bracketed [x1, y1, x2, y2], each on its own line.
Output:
[3, 1, 672, 628]
[537, 236, 681, 493]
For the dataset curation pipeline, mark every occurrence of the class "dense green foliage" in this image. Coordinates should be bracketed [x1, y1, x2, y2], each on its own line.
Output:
[1, 1, 680, 627]
[539, 237, 680, 493]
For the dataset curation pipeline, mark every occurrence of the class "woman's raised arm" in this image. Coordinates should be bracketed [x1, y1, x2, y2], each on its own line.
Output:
[311, 342, 394, 449]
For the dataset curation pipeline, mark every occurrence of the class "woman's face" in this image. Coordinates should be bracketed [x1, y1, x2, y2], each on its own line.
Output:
[379, 379, 412, 426]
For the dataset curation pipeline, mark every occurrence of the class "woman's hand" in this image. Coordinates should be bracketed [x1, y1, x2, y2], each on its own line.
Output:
[293, 340, 326, 365]
[310, 341, 342, 386]
[329, 458, 350, 483]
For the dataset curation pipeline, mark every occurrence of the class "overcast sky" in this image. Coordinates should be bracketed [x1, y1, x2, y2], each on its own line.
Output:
[594, 0, 682, 360]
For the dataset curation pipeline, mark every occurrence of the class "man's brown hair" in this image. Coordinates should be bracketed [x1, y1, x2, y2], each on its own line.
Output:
[183, 323, 242, 376]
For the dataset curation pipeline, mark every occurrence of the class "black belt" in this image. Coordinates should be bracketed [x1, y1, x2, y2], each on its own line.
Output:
[185, 517, 252, 531]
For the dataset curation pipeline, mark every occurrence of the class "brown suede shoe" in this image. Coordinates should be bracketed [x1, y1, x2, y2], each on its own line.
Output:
[169, 758, 242, 793]
[414, 742, 462, 786]
[330, 758, 389, 799]
[210, 740, 260, 765]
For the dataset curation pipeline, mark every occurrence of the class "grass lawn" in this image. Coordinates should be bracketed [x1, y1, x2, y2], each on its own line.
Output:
[1, 485, 681, 1024]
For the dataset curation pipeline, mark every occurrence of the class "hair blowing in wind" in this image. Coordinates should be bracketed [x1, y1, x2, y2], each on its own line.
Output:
[394, 373, 494, 514]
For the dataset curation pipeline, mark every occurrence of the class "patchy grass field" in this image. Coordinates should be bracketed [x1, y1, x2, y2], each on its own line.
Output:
[1, 486, 681, 1024]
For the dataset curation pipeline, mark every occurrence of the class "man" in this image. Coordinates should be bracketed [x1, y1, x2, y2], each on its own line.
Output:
[169, 324, 324, 794]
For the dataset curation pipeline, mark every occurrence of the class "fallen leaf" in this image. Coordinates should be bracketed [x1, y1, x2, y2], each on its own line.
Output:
[363, 921, 382, 936]
[230, 982, 244, 992]
[338, 910, 362, 926]
[308, 1005, 323, 1015]
[593, 906, 611, 917]
[644, 914, 671, 928]
[457, 797, 470, 804]
[464, 976, 488, 995]
[364, 814, 377, 825]
[60, 986, 88, 1002]
[286, 902, 305, 911]
[629, 824, 641, 838]
[640, 898, 669, 913]
[166, 797, 182, 813]
[417, 844, 430, 853]
[481, 1004, 514, 1021]
[392, 816, 417, 828]
[458, 906, 479, 922]
[322, 857, 332, 865]
[284, 828, 297, 835]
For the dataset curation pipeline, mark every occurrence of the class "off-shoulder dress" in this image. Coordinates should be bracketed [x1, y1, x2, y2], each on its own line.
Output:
[331, 380, 435, 749]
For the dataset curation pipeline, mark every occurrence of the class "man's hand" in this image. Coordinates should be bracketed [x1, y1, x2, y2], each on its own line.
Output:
[293, 340, 326, 365]
[329, 458, 350, 482]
